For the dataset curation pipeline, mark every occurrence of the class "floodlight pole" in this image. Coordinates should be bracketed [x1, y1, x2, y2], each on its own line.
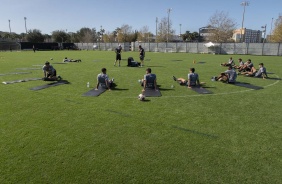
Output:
[167, 8, 172, 42]
[8, 19, 11, 34]
[261, 24, 267, 55]
[240, 1, 249, 42]
[179, 24, 182, 37]
[270, 18, 274, 41]
[156, 17, 158, 41]
[24, 17, 27, 34]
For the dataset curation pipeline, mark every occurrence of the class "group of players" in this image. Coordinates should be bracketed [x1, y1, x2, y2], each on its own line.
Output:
[216, 57, 268, 83]
[41, 47, 268, 94]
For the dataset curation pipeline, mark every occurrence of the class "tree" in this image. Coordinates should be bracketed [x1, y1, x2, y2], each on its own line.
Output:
[207, 11, 237, 42]
[26, 29, 44, 42]
[75, 27, 95, 43]
[270, 16, 282, 42]
[181, 31, 199, 42]
[156, 17, 175, 42]
[116, 24, 134, 42]
[52, 30, 70, 43]
[137, 26, 153, 42]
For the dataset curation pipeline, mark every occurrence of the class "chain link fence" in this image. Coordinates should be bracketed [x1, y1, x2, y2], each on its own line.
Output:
[75, 42, 282, 56]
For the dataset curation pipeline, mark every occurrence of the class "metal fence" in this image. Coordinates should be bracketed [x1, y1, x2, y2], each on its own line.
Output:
[75, 42, 282, 56]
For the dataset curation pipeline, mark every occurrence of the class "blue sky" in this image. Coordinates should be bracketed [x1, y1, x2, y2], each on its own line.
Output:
[0, 0, 281, 35]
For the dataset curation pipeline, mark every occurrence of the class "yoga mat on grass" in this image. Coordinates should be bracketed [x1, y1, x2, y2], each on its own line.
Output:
[30, 80, 69, 91]
[82, 87, 107, 97]
[144, 88, 162, 97]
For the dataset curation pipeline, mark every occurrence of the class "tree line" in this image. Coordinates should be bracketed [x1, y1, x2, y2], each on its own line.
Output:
[1, 12, 282, 43]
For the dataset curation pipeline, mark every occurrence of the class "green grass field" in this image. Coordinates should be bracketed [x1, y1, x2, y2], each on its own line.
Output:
[0, 50, 281, 183]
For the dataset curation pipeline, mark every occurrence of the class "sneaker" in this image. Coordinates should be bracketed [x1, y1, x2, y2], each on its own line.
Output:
[112, 78, 114, 82]
[173, 76, 177, 81]
[57, 75, 62, 80]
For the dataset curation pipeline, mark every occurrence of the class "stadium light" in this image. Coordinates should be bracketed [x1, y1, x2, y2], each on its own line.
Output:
[167, 8, 172, 42]
[24, 17, 27, 34]
[240, 1, 249, 42]
[8, 20, 11, 34]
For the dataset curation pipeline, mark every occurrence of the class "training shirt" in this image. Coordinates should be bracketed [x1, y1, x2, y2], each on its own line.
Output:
[225, 69, 237, 83]
[42, 65, 55, 74]
[115, 46, 122, 55]
[97, 73, 109, 88]
[144, 73, 156, 88]
[255, 67, 266, 77]
[239, 61, 244, 66]
[228, 59, 234, 65]
[188, 73, 199, 86]
[139, 47, 145, 56]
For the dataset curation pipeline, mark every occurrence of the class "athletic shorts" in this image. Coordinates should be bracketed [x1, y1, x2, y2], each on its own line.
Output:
[140, 55, 144, 60]
[116, 54, 121, 60]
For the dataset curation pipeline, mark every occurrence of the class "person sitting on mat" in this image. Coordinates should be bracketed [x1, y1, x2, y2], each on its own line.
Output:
[221, 57, 234, 67]
[139, 68, 157, 91]
[254, 63, 268, 78]
[234, 58, 244, 69]
[239, 66, 257, 76]
[173, 68, 200, 88]
[42, 61, 62, 81]
[215, 66, 237, 83]
[95, 68, 114, 91]
[238, 59, 253, 72]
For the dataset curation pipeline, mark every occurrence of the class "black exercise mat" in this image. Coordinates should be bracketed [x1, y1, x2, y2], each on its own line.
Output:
[0, 72, 31, 76]
[144, 88, 162, 97]
[2, 78, 42, 84]
[232, 82, 263, 90]
[30, 80, 69, 91]
[82, 87, 107, 97]
[190, 87, 212, 94]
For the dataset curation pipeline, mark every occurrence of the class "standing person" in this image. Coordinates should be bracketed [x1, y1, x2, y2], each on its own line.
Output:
[173, 68, 200, 88]
[33, 45, 36, 53]
[139, 45, 145, 67]
[139, 68, 157, 91]
[114, 44, 122, 66]
[96, 68, 114, 91]
[42, 61, 61, 81]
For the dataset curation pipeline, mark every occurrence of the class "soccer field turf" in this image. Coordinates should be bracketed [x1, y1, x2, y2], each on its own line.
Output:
[0, 50, 281, 183]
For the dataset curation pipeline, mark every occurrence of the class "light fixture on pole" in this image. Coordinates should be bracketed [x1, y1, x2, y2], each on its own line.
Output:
[167, 8, 172, 42]
[240, 1, 249, 42]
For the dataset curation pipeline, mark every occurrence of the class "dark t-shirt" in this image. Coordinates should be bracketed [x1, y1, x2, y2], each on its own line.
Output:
[115, 47, 122, 55]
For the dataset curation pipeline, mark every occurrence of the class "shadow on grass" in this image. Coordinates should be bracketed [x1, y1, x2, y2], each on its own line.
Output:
[172, 125, 219, 139]
[171, 59, 183, 61]
[107, 109, 131, 117]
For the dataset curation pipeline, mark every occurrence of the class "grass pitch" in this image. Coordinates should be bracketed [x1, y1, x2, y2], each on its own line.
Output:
[0, 50, 281, 183]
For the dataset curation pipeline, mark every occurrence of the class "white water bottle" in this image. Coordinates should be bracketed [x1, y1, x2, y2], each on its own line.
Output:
[87, 82, 90, 88]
